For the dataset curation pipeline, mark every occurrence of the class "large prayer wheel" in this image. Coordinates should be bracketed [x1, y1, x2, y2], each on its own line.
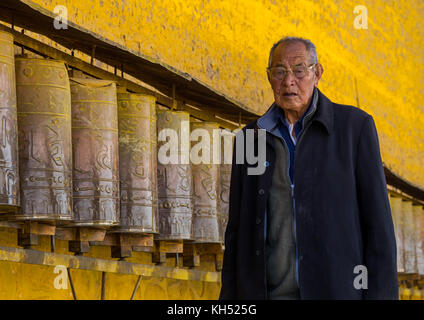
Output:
[14, 57, 72, 221]
[156, 110, 193, 240]
[191, 121, 221, 243]
[0, 31, 19, 214]
[402, 200, 418, 274]
[115, 92, 158, 233]
[414, 204, 424, 276]
[389, 195, 405, 273]
[70, 78, 119, 226]
[219, 130, 234, 243]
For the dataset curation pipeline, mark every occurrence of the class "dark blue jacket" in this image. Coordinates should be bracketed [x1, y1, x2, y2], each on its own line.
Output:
[220, 89, 398, 300]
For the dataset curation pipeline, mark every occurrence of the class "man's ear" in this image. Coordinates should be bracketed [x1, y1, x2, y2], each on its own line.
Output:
[314, 63, 323, 87]
[267, 71, 271, 84]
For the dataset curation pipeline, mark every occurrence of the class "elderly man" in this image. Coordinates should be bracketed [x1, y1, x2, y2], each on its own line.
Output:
[220, 36, 398, 300]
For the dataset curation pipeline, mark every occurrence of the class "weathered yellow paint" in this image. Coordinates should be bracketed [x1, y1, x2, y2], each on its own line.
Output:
[24, 0, 424, 189]
[0, 228, 221, 299]
[0, 258, 219, 299]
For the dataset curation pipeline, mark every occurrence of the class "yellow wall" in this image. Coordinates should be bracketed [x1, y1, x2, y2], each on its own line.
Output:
[26, 0, 424, 190]
[0, 228, 220, 299]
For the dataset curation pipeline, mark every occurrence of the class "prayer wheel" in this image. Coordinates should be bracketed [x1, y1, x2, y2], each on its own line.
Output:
[14, 57, 72, 221]
[219, 130, 234, 243]
[0, 31, 19, 213]
[414, 204, 424, 276]
[114, 92, 158, 233]
[191, 121, 221, 243]
[389, 195, 405, 273]
[402, 200, 418, 274]
[156, 110, 193, 240]
[70, 78, 119, 226]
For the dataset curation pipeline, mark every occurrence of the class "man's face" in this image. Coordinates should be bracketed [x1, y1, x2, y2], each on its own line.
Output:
[268, 41, 323, 113]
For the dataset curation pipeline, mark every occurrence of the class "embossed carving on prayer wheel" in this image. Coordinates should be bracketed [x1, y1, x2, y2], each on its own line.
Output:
[157, 110, 193, 240]
[14, 57, 72, 221]
[0, 31, 19, 213]
[115, 93, 158, 233]
[70, 78, 119, 226]
[191, 122, 221, 243]
[219, 130, 234, 243]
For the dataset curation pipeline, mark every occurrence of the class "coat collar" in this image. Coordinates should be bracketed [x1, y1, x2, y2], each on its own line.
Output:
[256, 87, 334, 136]
[313, 88, 334, 135]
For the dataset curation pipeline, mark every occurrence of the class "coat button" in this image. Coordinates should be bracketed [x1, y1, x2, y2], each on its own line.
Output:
[258, 189, 265, 195]
[264, 161, 269, 167]
[255, 250, 261, 256]
[256, 217, 262, 224]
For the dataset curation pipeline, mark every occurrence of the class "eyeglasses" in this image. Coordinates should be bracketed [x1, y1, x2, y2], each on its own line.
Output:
[267, 63, 316, 80]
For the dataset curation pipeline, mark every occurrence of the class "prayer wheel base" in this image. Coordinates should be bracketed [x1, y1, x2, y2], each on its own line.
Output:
[67, 221, 119, 228]
[0, 214, 72, 224]
[17, 221, 56, 249]
[109, 227, 159, 234]
[0, 205, 20, 214]
[89, 233, 155, 259]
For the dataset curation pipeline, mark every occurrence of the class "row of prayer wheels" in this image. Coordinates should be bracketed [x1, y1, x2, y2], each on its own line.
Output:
[0, 31, 233, 244]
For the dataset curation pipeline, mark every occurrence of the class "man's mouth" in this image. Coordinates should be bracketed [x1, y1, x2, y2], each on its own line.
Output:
[283, 92, 298, 97]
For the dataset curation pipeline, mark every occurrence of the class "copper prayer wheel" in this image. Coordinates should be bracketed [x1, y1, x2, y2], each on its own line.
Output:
[114, 92, 158, 233]
[14, 57, 72, 221]
[0, 31, 20, 214]
[219, 130, 234, 243]
[413, 205, 424, 276]
[389, 195, 405, 273]
[191, 121, 222, 243]
[156, 110, 193, 240]
[70, 78, 119, 226]
[402, 200, 418, 274]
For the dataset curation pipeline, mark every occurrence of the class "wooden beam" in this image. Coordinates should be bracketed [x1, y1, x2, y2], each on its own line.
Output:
[0, 245, 221, 282]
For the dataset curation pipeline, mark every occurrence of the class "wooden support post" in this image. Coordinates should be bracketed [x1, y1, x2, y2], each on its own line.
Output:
[215, 252, 223, 271]
[152, 252, 167, 264]
[183, 243, 201, 268]
[193, 243, 224, 271]
[68, 227, 107, 254]
[111, 234, 132, 259]
[152, 240, 183, 265]
[89, 233, 154, 258]
[18, 221, 56, 249]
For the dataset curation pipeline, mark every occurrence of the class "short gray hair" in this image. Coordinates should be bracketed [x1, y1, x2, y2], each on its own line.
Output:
[268, 36, 318, 68]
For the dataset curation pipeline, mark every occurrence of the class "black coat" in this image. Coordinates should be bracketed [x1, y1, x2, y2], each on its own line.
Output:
[220, 89, 398, 300]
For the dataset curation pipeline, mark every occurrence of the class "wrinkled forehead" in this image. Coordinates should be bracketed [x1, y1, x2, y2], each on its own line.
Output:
[271, 42, 310, 67]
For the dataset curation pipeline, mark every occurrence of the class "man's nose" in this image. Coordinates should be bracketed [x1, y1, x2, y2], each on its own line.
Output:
[282, 70, 296, 86]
